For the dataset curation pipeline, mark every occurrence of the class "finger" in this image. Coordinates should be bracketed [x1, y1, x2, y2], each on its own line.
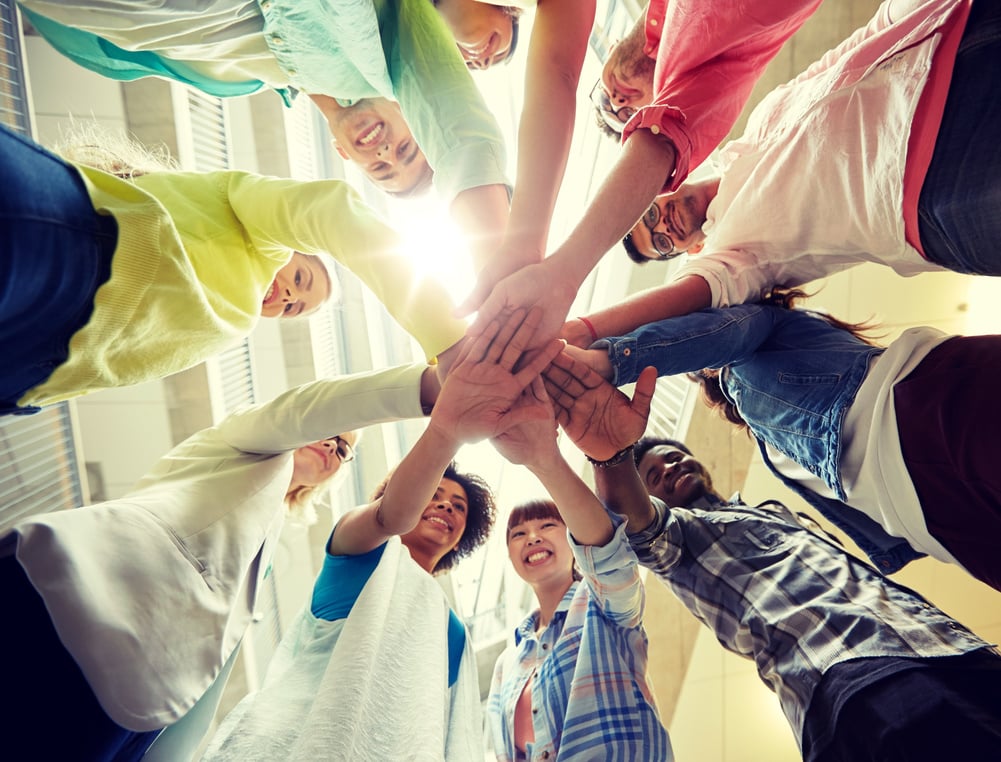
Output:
[630, 366, 658, 423]
[483, 307, 528, 367]
[457, 313, 506, 366]
[496, 305, 543, 371]
[513, 339, 563, 388]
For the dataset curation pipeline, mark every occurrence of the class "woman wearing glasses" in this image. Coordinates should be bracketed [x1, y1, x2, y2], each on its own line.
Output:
[0, 361, 441, 761]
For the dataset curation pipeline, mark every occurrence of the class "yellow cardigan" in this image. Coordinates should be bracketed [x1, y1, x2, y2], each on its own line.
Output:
[20, 168, 467, 407]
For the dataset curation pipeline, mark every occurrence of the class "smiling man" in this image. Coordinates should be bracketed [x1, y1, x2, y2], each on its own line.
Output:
[545, 354, 1001, 762]
[622, 178, 719, 263]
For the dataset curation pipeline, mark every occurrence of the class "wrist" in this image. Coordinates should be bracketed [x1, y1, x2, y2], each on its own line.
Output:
[586, 445, 635, 469]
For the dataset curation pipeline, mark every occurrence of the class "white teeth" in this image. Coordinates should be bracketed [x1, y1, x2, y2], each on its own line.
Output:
[526, 550, 551, 564]
[358, 123, 381, 146]
[426, 516, 450, 530]
[264, 282, 275, 303]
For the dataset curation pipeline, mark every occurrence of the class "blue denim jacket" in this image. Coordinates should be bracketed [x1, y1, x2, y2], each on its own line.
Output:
[600, 304, 925, 572]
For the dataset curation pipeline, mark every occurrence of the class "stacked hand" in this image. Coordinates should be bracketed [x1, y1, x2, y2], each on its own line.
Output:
[431, 307, 563, 444]
[543, 351, 658, 461]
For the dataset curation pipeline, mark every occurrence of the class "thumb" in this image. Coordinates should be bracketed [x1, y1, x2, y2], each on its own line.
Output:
[630, 366, 658, 423]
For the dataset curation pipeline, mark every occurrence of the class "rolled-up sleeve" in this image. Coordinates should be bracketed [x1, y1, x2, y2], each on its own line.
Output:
[568, 513, 644, 629]
[622, 0, 822, 193]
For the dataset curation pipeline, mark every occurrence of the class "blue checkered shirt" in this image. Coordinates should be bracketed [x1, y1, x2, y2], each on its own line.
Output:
[487, 516, 673, 761]
[629, 497, 992, 749]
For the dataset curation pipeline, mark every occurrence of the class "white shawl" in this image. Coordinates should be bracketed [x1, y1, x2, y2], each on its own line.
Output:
[201, 537, 482, 760]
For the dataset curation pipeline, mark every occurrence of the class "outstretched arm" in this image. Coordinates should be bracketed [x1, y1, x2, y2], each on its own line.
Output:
[458, 130, 677, 347]
[330, 308, 562, 556]
[544, 351, 659, 531]
[493, 377, 613, 547]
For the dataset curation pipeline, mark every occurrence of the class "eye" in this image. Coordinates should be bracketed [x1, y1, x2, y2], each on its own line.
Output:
[644, 204, 659, 227]
[397, 140, 410, 158]
[294, 269, 302, 287]
[371, 161, 390, 173]
[283, 302, 294, 314]
[454, 502, 467, 513]
[510, 530, 524, 539]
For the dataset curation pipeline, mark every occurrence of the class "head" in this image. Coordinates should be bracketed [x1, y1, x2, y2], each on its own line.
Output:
[591, 15, 656, 137]
[388, 463, 496, 575]
[633, 437, 719, 508]
[286, 431, 359, 522]
[322, 97, 433, 196]
[261, 252, 334, 318]
[433, 0, 521, 70]
[505, 500, 580, 591]
[624, 181, 718, 263]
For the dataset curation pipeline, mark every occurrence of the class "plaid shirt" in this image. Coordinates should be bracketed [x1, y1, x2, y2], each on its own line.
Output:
[487, 517, 673, 761]
[629, 497, 991, 749]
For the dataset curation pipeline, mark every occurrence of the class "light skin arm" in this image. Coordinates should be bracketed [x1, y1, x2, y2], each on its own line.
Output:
[493, 377, 613, 547]
[330, 307, 563, 556]
[458, 131, 677, 347]
[544, 351, 659, 531]
[566, 273, 713, 345]
[450, 183, 512, 271]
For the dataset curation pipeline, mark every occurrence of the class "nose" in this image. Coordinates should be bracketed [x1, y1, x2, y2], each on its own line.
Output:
[375, 142, 392, 160]
[436, 500, 453, 513]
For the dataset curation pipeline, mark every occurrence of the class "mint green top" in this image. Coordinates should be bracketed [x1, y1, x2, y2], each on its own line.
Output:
[19, 0, 509, 202]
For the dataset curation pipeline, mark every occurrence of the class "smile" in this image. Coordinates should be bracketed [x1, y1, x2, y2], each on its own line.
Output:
[356, 121, 384, 148]
[262, 280, 277, 307]
[425, 515, 452, 532]
[525, 549, 552, 565]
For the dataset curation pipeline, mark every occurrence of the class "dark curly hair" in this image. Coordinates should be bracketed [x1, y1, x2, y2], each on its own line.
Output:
[633, 436, 693, 466]
[369, 461, 496, 575]
[622, 232, 650, 264]
[593, 106, 624, 140]
[506, 499, 582, 582]
[691, 288, 882, 433]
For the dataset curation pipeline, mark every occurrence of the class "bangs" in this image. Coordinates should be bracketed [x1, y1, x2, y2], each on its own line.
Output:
[506, 499, 563, 537]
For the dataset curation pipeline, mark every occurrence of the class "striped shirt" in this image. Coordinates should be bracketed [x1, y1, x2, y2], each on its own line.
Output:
[629, 497, 991, 749]
[488, 518, 673, 761]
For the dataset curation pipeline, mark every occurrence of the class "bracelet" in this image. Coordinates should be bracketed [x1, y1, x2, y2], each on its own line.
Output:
[586, 445, 634, 468]
[578, 316, 598, 343]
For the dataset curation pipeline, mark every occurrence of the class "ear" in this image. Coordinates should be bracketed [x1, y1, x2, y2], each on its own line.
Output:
[689, 242, 704, 255]
[332, 141, 351, 162]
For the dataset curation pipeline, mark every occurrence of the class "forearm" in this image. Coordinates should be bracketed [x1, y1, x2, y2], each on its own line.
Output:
[505, 0, 593, 264]
[529, 454, 614, 547]
[451, 183, 512, 270]
[594, 460, 657, 535]
[584, 274, 712, 339]
[379, 423, 461, 534]
[546, 131, 677, 290]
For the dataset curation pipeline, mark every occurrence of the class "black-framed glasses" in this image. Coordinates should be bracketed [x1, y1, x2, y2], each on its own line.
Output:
[333, 436, 355, 464]
[589, 80, 634, 134]
[640, 202, 680, 260]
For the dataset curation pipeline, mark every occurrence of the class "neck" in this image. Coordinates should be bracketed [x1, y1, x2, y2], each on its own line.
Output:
[403, 542, 443, 574]
[532, 577, 574, 631]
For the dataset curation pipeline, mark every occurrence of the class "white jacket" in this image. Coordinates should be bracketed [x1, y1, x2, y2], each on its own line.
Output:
[0, 363, 427, 731]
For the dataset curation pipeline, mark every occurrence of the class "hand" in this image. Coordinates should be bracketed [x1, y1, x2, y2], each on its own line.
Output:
[491, 377, 560, 469]
[544, 351, 657, 461]
[455, 260, 578, 353]
[431, 307, 563, 443]
[560, 318, 594, 349]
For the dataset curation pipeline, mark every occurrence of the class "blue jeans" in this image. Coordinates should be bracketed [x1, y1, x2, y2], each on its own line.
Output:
[0, 124, 117, 415]
[918, 0, 1001, 274]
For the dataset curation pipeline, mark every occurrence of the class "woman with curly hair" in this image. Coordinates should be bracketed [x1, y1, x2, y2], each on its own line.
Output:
[203, 307, 562, 760]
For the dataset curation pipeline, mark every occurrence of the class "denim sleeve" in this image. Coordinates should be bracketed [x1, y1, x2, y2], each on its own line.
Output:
[595, 304, 781, 386]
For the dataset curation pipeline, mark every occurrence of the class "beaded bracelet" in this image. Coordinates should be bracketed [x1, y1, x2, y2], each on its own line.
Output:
[585, 445, 634, 468]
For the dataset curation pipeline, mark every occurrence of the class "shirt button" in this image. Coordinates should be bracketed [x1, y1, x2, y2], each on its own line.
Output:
[533, 708, 539, 714]
[272, 35, 283, 44]
[650, 125, 661, 135]
[542, 643, 549, 650]
[286, 69, 297, 76]
[541, 753, 551, 760]
[650, 18, 658, 26]
[623, 348, 631, 357]
[260, 0, 271, 8]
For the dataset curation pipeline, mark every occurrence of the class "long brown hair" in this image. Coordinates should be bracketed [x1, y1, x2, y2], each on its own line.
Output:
[692, 288, 882, 432]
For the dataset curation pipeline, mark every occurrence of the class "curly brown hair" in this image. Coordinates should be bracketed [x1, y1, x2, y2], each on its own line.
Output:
[691, 288, 882, 432]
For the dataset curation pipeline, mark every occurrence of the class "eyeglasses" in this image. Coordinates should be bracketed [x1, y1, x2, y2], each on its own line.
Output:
[640, 202, 680, 260]
[589, 80, 634, 134]
[332, 436, 355, 464]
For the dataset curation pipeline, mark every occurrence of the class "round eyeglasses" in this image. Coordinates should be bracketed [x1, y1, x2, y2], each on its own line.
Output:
[590, 80, 635, 134]
[641, 202, 680, 260]
[333, 435, 355, 464]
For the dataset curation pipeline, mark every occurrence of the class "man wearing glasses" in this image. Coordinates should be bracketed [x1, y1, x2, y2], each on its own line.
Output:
[620, 177, 718, 263]
[459, 0, 821, 348]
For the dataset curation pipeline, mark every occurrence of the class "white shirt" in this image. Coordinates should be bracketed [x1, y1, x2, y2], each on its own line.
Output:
[0, 363, 427, 730]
